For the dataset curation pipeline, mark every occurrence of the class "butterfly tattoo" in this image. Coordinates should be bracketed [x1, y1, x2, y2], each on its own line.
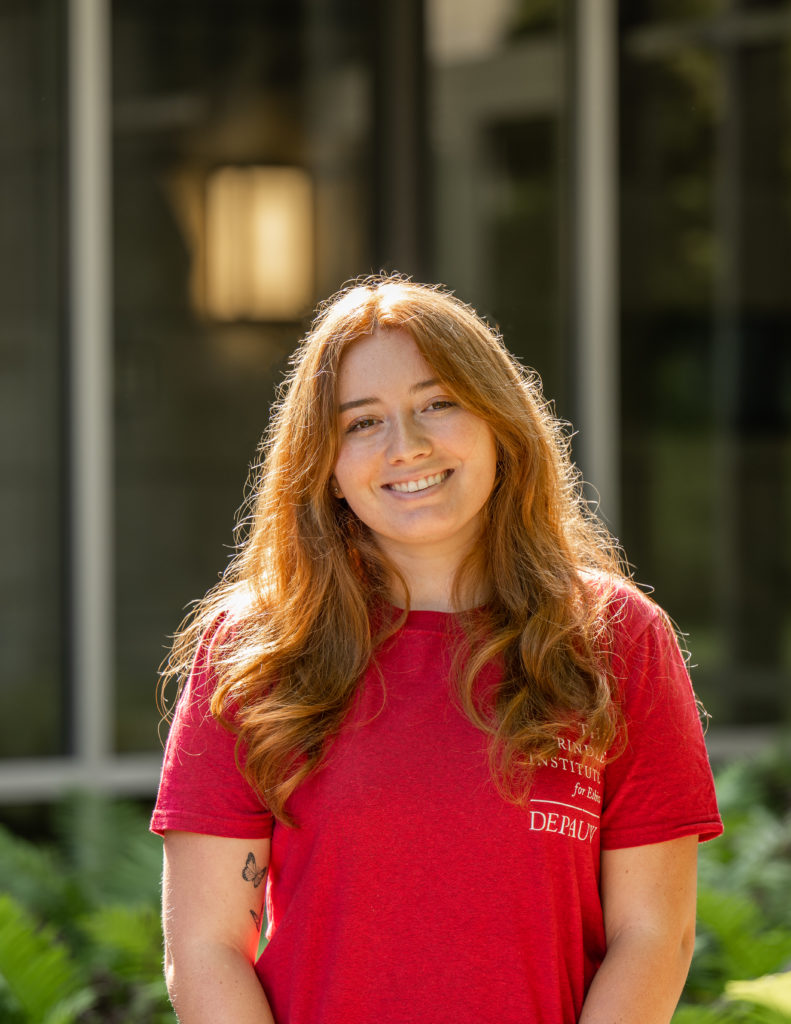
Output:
[250, 908, 263, 931]
[242, 851, 267, 888]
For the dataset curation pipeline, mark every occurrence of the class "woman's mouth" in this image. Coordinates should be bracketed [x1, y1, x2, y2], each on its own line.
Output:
[386, 469, 452, 493]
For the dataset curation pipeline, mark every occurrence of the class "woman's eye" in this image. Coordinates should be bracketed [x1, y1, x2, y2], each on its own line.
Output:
[426, 399, 455, 412]
[346, 416, 378, 433]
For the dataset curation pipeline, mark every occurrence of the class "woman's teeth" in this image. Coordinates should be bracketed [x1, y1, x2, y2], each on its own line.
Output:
[389, 471, 449, 493]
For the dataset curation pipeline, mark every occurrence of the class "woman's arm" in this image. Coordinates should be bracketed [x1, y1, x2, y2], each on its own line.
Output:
[579, 835, 699, 1024]
[162, 831, 276, 1024]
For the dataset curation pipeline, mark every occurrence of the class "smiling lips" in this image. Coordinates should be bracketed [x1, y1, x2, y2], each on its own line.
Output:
[386, 469, 452, 493]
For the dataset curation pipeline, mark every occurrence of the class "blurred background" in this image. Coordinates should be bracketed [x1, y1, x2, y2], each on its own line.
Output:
[1, 0, 789, 810]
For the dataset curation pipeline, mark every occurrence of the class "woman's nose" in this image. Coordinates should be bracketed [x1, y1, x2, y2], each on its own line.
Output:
[387, 413, 431, 463]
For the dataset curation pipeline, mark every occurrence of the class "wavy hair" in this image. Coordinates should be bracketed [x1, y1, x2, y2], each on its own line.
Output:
[161, 274, 632, 824]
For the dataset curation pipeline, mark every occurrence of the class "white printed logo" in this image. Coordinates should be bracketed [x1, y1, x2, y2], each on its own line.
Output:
[528, 736, 605, 843]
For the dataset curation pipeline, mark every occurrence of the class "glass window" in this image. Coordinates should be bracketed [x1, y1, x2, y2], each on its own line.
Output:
[427, 0, 568, 406]
[112, 0, 376, 752]
[0, 0, 67, 758]
[620, 14, 791, 724]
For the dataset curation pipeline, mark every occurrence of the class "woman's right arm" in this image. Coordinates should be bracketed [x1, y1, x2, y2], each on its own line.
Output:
[162, 831, 276, 1023]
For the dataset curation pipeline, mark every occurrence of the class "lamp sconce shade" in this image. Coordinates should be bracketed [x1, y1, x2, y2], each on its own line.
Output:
[203, 165, 314, 321]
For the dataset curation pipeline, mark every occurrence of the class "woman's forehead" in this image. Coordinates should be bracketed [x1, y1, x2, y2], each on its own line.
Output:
[336, 328, 434, 395]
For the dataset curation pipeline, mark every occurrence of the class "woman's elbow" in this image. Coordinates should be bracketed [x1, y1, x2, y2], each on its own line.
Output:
[163, 941, 178, 1000]
[678, 913, 697, 974]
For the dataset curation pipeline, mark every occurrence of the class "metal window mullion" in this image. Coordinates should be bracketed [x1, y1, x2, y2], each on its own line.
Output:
[68, 0, 113, 772]
[0, 755, 162, 803]
[375, 0, 427, 275]
[572, 0, 620, 529]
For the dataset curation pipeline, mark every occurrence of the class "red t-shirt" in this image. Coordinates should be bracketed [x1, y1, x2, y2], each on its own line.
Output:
[151, 589, 722, 1024]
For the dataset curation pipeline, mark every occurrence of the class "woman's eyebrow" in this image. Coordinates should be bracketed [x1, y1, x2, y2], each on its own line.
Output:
[338, 396, 378, 413]
[338, 378, 441, 414]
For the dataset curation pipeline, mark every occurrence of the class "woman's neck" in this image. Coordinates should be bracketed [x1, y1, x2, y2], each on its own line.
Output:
[386, 552, 490, 612]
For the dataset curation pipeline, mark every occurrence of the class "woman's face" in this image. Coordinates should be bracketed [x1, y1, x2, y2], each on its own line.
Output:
[333, 327, 498, 571]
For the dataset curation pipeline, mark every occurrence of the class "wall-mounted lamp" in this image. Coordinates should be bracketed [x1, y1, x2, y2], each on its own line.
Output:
[203, 165, 313, 321]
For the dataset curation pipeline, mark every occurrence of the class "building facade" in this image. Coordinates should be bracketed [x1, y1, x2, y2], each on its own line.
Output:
[1, 0, 789, 802]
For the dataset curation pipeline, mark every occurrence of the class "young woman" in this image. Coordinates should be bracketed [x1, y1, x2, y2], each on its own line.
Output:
[152, 275, 722, 1024]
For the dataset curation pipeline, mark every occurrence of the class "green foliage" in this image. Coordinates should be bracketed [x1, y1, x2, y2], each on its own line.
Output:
[693, 888, 791, 986]
[52, 794, 164, 910]
[0, 794, 175, 1024]
[80, 904, 164, 979]
[0, 894, 94, 1024]
[675, 1002, 791, 1024]
[675, 734, 791, 1022]
[0, 824, 81, 928]
[726, 973, 791, 1018]
[1, 737, 790, 1023]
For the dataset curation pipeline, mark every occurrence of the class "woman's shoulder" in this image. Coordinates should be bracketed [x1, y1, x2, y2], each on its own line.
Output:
[581, 573, 693, 707]
[581, 570, 669, 648]
[198, 585, 274, 660]
[180, 592, 259, 693]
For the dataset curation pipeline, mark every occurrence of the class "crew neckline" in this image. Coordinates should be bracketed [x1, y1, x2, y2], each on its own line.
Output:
[400, 608, 457, 631]
[382, 603, 489, 632]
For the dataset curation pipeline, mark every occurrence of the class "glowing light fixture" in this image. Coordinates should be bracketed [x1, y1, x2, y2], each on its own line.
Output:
[204, 165, 313, 321]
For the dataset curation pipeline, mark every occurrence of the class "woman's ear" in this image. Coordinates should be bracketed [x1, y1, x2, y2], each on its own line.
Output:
[330, 476, 344, 499]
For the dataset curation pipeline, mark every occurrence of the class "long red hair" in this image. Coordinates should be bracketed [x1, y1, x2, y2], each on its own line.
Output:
[162, 274, 631, 824]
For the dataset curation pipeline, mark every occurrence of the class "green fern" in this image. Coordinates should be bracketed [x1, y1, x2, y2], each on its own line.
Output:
[0, 826, 81, 931]
[0, 893, 95, 1023]
[0, 796, 177, 1023]
[699, 805, 791, 931]
[53, 794, 163, 909]
[78, 904, 164, 980]
[694, 886, 791, 983]
[678, 735, 791, 1017]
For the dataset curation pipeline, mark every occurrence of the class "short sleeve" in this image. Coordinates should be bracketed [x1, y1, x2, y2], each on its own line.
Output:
[600, 598, 723, 850]
[150, 628, 274, 839]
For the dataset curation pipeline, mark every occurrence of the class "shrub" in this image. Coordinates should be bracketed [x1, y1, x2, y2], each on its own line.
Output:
[675, 734, 791, 1022]
[1, 735, 789, 1022]
[0, 795, 174, 1024]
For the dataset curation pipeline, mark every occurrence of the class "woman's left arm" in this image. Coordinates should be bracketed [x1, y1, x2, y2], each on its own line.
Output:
[578, 835, 699, 1024]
